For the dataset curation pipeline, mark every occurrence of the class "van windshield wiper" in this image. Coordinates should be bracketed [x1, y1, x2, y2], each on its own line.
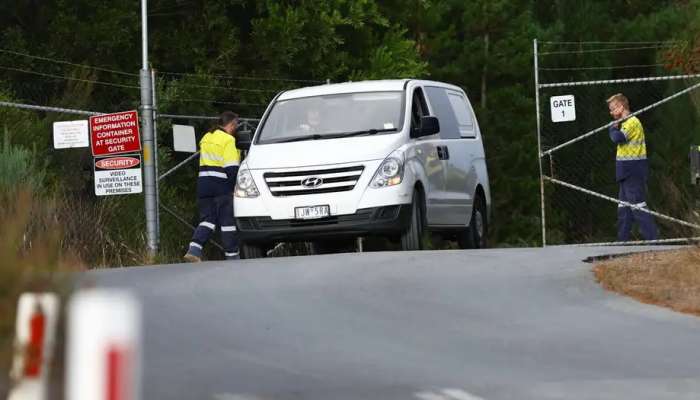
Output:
[326, 127, 397, 139]
[268, 134, 324, 144]
[265, 128, 397, 144]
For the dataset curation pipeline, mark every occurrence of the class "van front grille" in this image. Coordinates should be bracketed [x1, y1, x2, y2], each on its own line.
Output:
[263, 166, 364, 197]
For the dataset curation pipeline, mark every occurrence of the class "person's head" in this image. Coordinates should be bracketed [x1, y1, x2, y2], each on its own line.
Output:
[218, 111, 239, 135]
[306, 108, 321, 127]
[607, 93, 630, 120]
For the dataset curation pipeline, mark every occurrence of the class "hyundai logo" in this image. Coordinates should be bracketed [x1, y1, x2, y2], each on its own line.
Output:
[301, 176, 323, 188]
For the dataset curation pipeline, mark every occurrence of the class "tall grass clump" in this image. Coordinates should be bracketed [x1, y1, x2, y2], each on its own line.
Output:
[0, 134, 79, 397]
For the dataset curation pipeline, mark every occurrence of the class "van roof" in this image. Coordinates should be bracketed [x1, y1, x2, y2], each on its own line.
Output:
[277, 79, 463, 101]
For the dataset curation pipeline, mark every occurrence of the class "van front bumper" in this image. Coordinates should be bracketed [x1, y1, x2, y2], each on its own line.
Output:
[236, 204, 412, 243]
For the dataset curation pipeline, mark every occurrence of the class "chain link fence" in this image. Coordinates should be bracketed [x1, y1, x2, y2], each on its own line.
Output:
[0, 45, 339, 262]
[0, 101, 157, 265]
[535, 40, 700, 246]
[0, 98, 269, 261]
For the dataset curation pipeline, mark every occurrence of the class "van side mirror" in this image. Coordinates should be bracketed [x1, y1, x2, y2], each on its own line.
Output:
[412, 116, 440, 138]
[236, 131, 253, 150]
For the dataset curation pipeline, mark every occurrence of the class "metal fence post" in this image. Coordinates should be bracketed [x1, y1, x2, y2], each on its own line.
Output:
[533, 39, 546, 247]
[151, 68, 160, 244]
[140, 0, 158, 256]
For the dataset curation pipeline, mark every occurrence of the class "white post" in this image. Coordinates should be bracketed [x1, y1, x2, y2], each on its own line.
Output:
[66, 290, 142, 400]
[7, 293, 60, 400]
[533, 39, 547, 247]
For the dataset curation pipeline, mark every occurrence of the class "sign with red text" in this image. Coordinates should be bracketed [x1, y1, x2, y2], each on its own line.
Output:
[90, 110, 141, 156]
[94, 155, 143, 196]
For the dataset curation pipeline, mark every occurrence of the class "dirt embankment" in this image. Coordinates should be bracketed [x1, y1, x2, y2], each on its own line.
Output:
[594, 248, 700, 317]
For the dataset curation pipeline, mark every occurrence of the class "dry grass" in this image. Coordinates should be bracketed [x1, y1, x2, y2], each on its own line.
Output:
[54, 193, 151, 267]
[593, 248, 700, 316]
[0, 189, 80, 398]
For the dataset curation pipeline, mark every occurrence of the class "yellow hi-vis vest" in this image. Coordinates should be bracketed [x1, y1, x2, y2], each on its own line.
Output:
[197, 129, 241, 197]
[199, 129, 240, 173]
[616, 116, 647, 161]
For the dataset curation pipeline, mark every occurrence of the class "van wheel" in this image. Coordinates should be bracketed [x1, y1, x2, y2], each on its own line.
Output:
[241, 242, 266, 259]
[401, 190, 424, 251]
[459, 194, 488, 249]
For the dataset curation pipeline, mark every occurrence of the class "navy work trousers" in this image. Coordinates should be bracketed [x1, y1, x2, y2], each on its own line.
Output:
[617, 175, 658, 241]
[188, 194, 239, 259]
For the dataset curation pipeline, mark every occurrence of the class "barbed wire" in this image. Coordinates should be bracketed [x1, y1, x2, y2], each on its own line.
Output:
[0, 47, 321, 88]
[540, 73, 700, 88]
[0, 48, 139, 77]
[162, 97, 268, 106]
[539, 45, 675, 56]
[157, 71, 323, 83]
[540, 40, 683, 46]
[0, 100, 103, 115]
[539, 63, 666, 71]
[157, 80, 281, 93]
[0, 65, 140, 89]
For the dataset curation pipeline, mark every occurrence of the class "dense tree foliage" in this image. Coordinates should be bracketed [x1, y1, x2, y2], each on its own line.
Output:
[1, 0, 699, 262]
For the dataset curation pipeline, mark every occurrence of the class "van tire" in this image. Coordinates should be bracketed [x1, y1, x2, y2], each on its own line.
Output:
[241, 242, 265, 259]
[459, 194, 488, 249]
[401, 190, 424, 251]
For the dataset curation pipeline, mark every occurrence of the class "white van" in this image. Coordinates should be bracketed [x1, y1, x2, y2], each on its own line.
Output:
[234, 79, 491, 258]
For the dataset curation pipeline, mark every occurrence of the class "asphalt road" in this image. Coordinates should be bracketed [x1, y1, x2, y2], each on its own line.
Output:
[88, 246, 700, 400]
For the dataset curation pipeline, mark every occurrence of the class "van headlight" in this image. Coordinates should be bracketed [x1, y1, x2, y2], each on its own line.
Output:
[370, 150, 405, 189]
[235, 169, 260, 198]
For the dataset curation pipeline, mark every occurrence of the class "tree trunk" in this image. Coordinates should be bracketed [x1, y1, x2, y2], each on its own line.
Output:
[481, 32, 489, 109]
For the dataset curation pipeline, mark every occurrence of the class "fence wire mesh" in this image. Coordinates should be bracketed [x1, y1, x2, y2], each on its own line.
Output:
[0, 46, 336, 262]
[536, 40, 700, 246]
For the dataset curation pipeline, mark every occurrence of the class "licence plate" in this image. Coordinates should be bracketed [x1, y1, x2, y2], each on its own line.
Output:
[294, 205, 330, 220]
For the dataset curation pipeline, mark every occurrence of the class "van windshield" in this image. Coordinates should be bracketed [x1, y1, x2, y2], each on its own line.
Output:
[257, 91, 404, 144]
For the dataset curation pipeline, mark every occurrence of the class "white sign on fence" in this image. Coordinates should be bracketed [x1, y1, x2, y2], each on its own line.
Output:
[53, 120, 89, 149]
[172, 124, 197, 153]
[550, 95, 576, 123]
[94, 155, 143, 196]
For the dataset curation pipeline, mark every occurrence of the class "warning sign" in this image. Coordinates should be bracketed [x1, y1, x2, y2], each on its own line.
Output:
[90, 110, 141, 156]
[94, 155, 143, 196]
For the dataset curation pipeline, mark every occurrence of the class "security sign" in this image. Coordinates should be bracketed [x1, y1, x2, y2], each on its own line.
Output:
[94, 155, 143, 196]
[550, 95, 576, 123]
[90, 110, 141, 156]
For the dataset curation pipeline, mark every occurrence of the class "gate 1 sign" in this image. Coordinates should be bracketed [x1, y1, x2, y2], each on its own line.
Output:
[90, 110, 141, 156]
[94, 155, 143, 196]
[550, 95, 576, 123]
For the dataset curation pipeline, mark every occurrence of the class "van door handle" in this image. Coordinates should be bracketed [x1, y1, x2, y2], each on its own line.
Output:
[437, 145, 450, 160]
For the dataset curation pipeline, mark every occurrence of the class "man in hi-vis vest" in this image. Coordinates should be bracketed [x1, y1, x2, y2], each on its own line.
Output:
[184, 111, 241, 262]
[607, 93, 658, 241]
